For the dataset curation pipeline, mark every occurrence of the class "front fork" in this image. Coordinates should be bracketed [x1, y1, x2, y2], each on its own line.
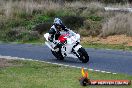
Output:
[45, 42, 59, 52]
[45, 42, 54, 51]
[72, 44, 82, 58]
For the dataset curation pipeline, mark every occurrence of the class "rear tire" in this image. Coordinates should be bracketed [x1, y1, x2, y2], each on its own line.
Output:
[51, 50, 64, 60]
[78, 48, 89, 63]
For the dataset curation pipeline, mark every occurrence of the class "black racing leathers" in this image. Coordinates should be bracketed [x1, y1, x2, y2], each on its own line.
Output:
[48, 24, 69, 42]
[48, 24, 69, 52]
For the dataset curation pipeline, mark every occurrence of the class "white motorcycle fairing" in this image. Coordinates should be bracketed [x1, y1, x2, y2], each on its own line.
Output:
[44, 32, 81, 58]
[44, 31, 89, 63]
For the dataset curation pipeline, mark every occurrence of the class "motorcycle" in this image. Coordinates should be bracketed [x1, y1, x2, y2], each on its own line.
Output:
[44, 30, 89, 63]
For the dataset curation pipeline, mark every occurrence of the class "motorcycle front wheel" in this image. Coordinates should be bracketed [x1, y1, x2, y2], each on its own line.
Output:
[78, 48, 89, 63]
[51, 50, 64, 60]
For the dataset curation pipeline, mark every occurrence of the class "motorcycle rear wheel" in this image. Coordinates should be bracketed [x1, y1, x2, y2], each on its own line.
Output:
[78, 48, 89, 63]
[51, 50, 64, 60]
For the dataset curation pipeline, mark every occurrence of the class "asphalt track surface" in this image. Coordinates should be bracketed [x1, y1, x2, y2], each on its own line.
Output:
[0, 43, 132, 75]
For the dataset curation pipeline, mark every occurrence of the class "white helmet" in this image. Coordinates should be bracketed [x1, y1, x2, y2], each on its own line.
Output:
[54, 18, 62, 26]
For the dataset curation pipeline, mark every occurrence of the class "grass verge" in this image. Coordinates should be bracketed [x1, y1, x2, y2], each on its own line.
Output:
[1, 40, 132, 51]
[82, 42, 132, 51]
[0, 59, 132, 88]
[0, 37, 132, 51]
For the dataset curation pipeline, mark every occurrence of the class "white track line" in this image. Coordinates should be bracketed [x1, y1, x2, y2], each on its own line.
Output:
[0, 55, 117, 74]
[95, 70, 100, 72]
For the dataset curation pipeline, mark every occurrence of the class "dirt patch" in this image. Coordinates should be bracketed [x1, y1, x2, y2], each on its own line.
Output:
[0, 58, 22, 68]
[81, 35, 132, 46]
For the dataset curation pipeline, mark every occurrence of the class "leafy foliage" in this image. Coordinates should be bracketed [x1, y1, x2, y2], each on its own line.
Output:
[62, 16, 85, 30]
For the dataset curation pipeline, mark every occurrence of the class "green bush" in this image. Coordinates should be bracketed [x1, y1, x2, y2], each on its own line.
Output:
[62, 16, 85, 30]
[56, 9, 76, 17]
[0, 21, 6, 30]
[45, 10, 56, 17]
[14, 12, 33, 20]
[18, 14, 52, 30]
[6, 19, 22, 28]
[5, 28, 40, 42]
[5, 29, 21, 41]
[21, 31, 40, 42]
[79, 29, 89, 36]
[88, 16, 103, 21]
[82, 19, 102, 36]
[33, 22, 52, 34]
[34, 15, 51, 23]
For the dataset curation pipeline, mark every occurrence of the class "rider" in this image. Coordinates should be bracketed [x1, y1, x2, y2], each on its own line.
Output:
[48, 18, 71, 50]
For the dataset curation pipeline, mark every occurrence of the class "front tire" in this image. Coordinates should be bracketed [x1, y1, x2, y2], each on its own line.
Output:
[51, 50, 64, 60]
[78, 48, 89, 63]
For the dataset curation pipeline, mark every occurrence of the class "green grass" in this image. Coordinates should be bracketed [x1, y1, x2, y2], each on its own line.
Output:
[82, 42, 132, 51]
[0, 59, 132, 88]
[1, 39, 132, 51]
[19, 40, 132, 51]
[0, 37, 132, 51]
